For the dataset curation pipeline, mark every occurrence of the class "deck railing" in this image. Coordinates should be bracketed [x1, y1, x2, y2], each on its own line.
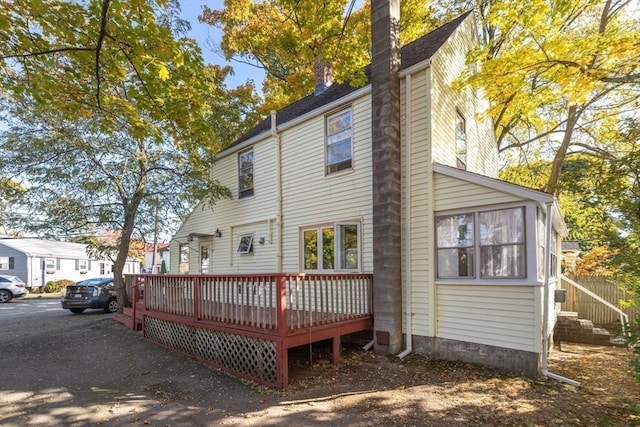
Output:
[124, 273, 373, 334]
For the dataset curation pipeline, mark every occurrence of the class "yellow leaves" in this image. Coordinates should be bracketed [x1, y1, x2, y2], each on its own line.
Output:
[158, 63, 170, 81]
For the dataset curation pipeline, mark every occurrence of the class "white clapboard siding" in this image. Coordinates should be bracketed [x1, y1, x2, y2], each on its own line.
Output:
[428, 16, 498, 177]
[280, 95, 373, 273]
[437, 285, 541, 353]
[171, 136, 278, 274]
[401, 68, 436, 336]
[434, 174, 525, 211]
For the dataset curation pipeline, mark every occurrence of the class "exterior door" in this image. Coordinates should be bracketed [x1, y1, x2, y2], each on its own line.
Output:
[200, 244, 211, 274]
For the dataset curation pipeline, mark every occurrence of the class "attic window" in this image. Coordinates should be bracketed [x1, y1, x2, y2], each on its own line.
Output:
[455, 111, 467, 170]
[325, 108, 352, 175]
[237, 234, 254, 254]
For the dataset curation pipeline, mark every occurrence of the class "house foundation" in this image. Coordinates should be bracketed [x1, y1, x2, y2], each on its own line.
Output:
[412, 335, 542, 379]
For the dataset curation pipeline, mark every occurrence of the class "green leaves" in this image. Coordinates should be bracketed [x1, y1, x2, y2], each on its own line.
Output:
[0, 1, 258, 276]
[200, 0, 436, 111]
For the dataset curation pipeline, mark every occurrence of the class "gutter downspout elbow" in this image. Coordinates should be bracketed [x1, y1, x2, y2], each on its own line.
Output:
[541, 201, 580, 387]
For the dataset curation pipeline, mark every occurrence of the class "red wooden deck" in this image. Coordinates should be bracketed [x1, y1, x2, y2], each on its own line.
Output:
[115, 273, 373, 388]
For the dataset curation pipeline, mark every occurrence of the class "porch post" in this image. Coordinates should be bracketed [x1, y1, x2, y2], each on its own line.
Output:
[371, 0, 403, 354]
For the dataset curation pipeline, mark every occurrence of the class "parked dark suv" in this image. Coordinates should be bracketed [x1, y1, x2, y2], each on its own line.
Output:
[61, 277, 118, 314]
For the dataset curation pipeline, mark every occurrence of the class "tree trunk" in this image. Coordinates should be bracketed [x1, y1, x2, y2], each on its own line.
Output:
[114, 198, 141, 313]
[546, 105, 579, 195]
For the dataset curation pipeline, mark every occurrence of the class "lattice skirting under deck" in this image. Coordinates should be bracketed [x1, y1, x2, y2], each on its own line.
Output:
[144, 315, 278, 386]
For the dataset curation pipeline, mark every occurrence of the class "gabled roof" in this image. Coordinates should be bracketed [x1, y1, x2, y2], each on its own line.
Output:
[0, 238, 91, 259]
[225, 11, 473, 151]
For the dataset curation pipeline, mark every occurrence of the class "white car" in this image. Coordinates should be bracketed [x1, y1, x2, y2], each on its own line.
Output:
[0, 275, 28, 303]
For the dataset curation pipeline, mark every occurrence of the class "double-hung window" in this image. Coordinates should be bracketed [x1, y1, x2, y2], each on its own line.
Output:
[325, 109, 352, 175]
[436, 207, 526, 280]
[238, 149, 254, 198]
[302, 222, 360, 271]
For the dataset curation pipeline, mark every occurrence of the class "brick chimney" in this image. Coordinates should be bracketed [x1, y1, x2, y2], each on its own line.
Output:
[371, 0, 402, 354]
[314, 58, 333, 95]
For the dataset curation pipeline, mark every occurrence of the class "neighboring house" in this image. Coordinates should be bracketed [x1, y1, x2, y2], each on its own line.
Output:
[0, 238, 140, 289]
[169, 12, 567, 378]
[561, 240, 581, 273]
[143, 243, 170, 273]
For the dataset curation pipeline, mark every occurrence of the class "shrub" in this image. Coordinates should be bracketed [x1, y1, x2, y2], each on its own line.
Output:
[43, 279, 74, 293]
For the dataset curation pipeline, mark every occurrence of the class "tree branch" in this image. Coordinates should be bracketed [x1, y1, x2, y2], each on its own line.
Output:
[95, 0, 111, 108]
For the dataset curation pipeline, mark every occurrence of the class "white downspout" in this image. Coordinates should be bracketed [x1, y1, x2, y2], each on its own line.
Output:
[271, 111, 284, 272]
[541, 201, 580, 386]
[398, 73, 412, 359]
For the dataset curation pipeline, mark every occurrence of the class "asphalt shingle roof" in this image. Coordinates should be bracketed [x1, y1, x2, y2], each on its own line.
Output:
[230, 11, 472, 148]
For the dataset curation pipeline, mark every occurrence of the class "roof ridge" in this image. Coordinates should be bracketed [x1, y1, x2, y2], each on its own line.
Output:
[227, 11, 473, 150]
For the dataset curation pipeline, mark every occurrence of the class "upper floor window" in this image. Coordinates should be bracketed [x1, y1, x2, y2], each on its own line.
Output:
[455, 111, 467, 170]
[436, 207, 526, 280]
[302, 222, 360, 271]
[326, 109, 352, 175]
[238, 149, 254, 198]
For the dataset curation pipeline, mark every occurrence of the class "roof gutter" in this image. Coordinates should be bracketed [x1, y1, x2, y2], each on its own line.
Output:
[217, 85, 372, 160]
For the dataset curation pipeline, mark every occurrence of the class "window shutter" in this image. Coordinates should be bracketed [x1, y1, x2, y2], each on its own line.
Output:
[9, 257, 14, 269]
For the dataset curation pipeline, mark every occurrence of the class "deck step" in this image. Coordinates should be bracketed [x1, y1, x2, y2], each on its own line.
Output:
[113, 313, 142, 331]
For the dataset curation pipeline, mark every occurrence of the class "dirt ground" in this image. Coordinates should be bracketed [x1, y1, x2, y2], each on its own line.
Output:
[1, 298, 639, 426]
[280, 340, 640, 426]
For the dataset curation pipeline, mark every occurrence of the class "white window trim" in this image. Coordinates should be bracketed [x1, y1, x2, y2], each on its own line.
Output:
[237, 234, 254, 254]
[435, 202, 542, 286]
[300, 221, 362, 273]
[324, 107, 353, 176]
[238, 148, 254, 199]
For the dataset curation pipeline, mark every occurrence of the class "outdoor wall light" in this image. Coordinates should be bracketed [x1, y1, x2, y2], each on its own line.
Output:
[215, 228, 222, 238]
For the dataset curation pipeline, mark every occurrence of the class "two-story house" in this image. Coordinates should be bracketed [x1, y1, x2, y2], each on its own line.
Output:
[166, 11, 566, 383]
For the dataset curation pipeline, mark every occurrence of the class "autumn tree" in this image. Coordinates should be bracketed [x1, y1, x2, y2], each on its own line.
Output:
[442, 0, 640, 194]
[199, 0, 437, 111]
[0, 0, 258, 310]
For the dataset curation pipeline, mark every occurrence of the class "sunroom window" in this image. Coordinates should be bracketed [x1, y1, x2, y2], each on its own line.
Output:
[479, 207, 526, 278]
[302, 222, 360, 271]
[325, 109, 352, 175]
[436, 214, 475, 278]
[436, 207, 527, 280]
